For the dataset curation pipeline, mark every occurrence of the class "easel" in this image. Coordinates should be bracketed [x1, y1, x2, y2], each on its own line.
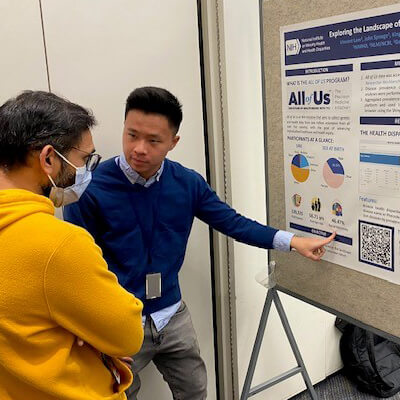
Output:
[240, 261, 318, 399]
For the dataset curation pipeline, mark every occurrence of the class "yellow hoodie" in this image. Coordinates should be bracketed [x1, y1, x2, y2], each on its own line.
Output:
[0, 189, 144, 400]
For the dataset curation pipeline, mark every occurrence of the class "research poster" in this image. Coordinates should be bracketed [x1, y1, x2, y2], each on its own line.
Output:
[281, 5, 400, 283]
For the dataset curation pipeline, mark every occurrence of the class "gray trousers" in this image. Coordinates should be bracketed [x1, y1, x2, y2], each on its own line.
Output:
[127, 302, 207, 400]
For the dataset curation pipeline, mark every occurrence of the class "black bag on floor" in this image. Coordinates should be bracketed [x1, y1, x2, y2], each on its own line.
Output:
[335, 318, 400, 398]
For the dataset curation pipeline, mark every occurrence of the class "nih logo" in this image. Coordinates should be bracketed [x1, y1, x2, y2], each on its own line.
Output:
[285, 39, 301, 56]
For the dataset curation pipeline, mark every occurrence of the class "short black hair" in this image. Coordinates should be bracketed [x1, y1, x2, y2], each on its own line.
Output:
[125, 87, 183, 133]
[0, 90, 96, 170]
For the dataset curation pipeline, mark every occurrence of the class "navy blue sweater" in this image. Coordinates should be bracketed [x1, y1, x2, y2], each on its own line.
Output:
[64, 158, 278, 314]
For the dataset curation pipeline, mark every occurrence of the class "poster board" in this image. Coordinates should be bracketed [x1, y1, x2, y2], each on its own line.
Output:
[263, 0, 400, 339]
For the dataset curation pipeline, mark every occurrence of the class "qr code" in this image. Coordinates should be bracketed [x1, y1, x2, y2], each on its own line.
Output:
[359, 220, 394, 271]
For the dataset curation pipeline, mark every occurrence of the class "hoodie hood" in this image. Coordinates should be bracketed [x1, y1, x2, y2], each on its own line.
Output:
[0, 189, 55, 231]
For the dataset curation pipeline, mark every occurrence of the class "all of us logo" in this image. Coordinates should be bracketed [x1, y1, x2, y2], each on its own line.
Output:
[288, 91, 331, 106]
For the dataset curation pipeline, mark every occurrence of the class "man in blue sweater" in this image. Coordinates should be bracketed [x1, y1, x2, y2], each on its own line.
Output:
[64, 87, 335, 400]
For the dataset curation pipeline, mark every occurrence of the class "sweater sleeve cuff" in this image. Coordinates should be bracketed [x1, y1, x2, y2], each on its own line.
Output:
[272, 230, 294, 252]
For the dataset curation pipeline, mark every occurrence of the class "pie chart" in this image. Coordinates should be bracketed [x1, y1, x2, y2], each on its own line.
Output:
[291, 154, 310, 183]
[323, 158, 344, 188]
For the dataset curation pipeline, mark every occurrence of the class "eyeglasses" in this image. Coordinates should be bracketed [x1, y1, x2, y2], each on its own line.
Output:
[70, 147, 102, 172]
[53, 147, 101, 172]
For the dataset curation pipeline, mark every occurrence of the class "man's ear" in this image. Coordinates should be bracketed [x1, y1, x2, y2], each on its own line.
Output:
[39, 145, 58, 175]
[170, 135, 180, 151]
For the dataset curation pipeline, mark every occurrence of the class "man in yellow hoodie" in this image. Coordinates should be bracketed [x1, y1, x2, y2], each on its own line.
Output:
[0, 91, 144, 400]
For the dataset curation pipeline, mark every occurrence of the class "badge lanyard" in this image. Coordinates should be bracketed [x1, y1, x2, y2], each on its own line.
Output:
[128, 177, 163, 266]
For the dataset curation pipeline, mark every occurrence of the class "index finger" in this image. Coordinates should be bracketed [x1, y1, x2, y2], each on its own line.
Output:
[321, 231, 336, 245]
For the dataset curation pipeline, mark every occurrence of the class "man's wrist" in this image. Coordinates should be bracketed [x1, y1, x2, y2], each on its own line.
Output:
[290, 235, 299, 251]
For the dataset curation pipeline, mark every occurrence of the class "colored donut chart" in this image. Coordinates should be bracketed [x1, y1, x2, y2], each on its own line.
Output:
[323, 158, 344, 188]
[291, 154, 310, 183]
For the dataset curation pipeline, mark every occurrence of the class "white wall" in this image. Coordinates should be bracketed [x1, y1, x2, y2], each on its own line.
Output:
[41, 1, 216, 398]
[0, 0, 48, 103]
[0, 1, 216, 399]
[221, 1, 342, 399]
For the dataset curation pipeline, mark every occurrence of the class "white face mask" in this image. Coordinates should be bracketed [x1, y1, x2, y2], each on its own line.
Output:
[47, 149, 92, 207]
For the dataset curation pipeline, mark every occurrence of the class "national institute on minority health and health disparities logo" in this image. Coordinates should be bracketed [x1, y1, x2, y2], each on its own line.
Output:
[285, 38, 301, 56]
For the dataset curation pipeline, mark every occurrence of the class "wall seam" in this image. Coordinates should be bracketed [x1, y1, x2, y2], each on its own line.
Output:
[38, 0, 51, 92]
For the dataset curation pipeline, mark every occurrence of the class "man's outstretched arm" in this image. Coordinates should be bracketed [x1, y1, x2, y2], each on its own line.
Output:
[195, 173, 336, 261]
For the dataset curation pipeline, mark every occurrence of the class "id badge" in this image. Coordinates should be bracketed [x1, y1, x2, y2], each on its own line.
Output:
[146, 273, 162, 299]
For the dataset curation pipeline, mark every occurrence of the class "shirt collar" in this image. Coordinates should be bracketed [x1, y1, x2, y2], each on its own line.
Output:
[117, 154, 164, 188]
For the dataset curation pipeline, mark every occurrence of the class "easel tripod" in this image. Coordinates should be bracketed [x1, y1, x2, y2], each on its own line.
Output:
[240, 261, 318, 399]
